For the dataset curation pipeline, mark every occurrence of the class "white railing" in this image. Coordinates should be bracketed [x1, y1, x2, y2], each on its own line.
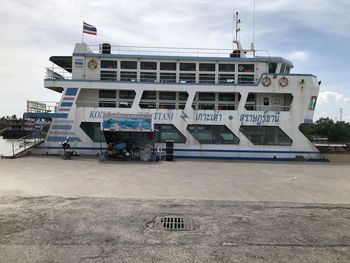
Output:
[27, 101, 59, 113]
[88, 44, 270, 58]
[244, 105, 291, 112]
[45, 67, 72, 80]
[2, 134, 45, 158]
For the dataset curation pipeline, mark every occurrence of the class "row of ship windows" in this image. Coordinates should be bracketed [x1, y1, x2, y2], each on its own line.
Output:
[99, 61, 255, 72]
[80, 122, 292, 146]
[100, 71, 255, 84]
[92, 90, 297, 111]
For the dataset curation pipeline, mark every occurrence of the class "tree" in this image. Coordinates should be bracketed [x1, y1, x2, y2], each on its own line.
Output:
[313, 117, 334, 137]
[328, 121, 350, 142]
[299, 117, 350, 142]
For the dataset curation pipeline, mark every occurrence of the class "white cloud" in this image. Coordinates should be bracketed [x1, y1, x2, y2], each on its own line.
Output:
[285, 51, 310, 62]
[317, 91, 350, 105]
[314, 91, 350, 122]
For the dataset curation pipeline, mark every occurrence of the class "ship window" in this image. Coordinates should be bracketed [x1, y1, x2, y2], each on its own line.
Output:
[119, 101, 133, 108]
[219, 64, 235, 72]
[101, 60, 118, 69]
[238, 74, 255, 84]
[141, 91, 156, 100]
[80, 122, 105, 142]
[121, 61, 137, 69]
[280, 64, 286, 74]
[141, 62, 157, 70]
[159, 91, 176, 100]
[219, 93, 235, 101]
[187, 125, 240, 144]
[99, 90, 116, 99]
[218, 104, 235, 110]
[285, 66, 291, 74]
[199, 63, 215, 72]
[240, 126, 292, 146]
[309, 96, 317, 110]
[160, 62, 177, 71]
[198, 103, 215, 110]
[199, 74, 215, 83]
[238, 64, 255, 72]
[159, 103, 176, 109]
[198, 92, 215, 101]
[120, 71, 137, 81]
[139, 102, 156, 109]
[218, 74, 235, 84]
[160, 73, 176, 83]
[247, 93, 255, 102]
[140, 72, 157, 82]
[154, 124, 187, 143]
[179, 92, 189, 101]
[263, 98, 270, 106]
[179, 73, 196, 83]
[119, 90, 135, 99]
[269, 63, 277, 73]
[100, 71, 117, 80]
[180, 63, 196, 71]
[99, 101, 116, 108]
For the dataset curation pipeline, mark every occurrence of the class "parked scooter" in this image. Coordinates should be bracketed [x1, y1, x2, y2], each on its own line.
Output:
[60, 137, 74, 159]
[105, 143, 130, 161]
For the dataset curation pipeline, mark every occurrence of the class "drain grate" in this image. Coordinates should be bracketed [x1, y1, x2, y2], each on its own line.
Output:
[152, 215, 194, 231]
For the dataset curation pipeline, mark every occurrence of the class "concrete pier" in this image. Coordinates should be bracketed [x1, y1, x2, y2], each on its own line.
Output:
[0, 156, 349, 262]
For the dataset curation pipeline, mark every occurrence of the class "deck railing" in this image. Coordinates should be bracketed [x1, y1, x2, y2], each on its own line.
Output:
[88, 44, 271, 58]
[27, 101, 59, 113]
[1, 133, 45, 159]
[45, 67, 72, 80]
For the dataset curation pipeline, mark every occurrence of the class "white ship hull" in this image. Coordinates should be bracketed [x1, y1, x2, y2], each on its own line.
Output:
[34, 73, 321, 161]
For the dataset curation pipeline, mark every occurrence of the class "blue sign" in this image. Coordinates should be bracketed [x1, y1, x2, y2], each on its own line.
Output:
[102, 113, 152, 131]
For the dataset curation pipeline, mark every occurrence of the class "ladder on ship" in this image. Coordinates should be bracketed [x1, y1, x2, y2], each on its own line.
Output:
[1, 134, 44, 159]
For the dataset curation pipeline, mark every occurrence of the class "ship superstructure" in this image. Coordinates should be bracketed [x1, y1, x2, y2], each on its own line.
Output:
[27, 16, 321, 161]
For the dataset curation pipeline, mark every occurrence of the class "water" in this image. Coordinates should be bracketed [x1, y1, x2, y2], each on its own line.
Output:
[0, 137, 13, 155]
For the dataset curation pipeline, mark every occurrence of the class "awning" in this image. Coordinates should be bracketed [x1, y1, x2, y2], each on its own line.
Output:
[49, 56, 72, 73]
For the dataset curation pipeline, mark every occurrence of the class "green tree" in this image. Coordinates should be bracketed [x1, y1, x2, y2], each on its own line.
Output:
[313, 117, 334, 137]
[328, 121, 350, 142]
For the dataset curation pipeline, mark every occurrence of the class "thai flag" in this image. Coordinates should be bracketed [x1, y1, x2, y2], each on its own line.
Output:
[83, 22, 97, 35]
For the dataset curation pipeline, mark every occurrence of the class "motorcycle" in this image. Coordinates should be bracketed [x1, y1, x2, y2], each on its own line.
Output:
[60, 137, 74, 159]
[105, 143, 130, 161]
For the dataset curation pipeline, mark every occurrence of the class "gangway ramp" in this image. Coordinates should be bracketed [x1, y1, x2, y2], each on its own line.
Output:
[1, 136, 44, 159]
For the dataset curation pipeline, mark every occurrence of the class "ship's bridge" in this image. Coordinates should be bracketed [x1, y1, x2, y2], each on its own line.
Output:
[45, 43, 293, 87]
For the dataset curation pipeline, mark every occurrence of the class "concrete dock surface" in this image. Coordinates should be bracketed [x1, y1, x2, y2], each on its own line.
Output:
[0, 156, 350, 262]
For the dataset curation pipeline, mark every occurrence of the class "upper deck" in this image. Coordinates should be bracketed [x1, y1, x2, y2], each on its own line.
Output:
[46, 43, 294, 86]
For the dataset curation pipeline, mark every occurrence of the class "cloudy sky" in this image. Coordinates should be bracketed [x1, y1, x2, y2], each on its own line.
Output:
[1, 0, 349, 121]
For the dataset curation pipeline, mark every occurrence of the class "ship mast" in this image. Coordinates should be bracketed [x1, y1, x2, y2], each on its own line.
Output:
[231, 11, 244, 57]
[234, 11, 241, 42]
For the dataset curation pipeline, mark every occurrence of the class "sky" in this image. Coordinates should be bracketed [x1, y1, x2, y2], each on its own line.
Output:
[0, 0, 349, 121]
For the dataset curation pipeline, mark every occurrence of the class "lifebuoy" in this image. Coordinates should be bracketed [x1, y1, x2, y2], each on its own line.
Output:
[279, 76, 288, 87]
[262, 76, 272, 87]
[88, 59, 98, 69]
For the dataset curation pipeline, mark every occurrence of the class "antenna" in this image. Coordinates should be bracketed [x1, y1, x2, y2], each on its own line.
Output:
[234, 11, 241, 42]
[340, 108, 343, 122]
[232, 0, 235, 43]
[252, 0, 256, 49]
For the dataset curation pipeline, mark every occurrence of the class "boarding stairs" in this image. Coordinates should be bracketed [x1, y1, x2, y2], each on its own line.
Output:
[1, 134, 44, 159]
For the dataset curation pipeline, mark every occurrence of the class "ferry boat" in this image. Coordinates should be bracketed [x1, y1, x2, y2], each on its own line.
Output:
[26, 14, 321, 161]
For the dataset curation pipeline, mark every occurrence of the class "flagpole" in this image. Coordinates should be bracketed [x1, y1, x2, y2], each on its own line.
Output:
[82, 22, 84, 43]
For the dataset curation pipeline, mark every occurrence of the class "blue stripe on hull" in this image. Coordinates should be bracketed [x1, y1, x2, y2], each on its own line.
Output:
[35, 146, 326, 162]
[51, 124, 72, 130]
[174, 148, 319, 154]
[175, 155, 328, 162]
